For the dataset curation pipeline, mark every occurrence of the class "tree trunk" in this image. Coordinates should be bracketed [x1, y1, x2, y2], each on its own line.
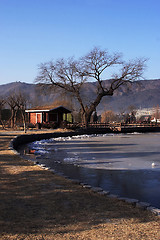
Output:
[21, 111, 26, 133]
[10, 109, 15, 128]
[0, 110, 4, 129]
[82, 111, 92, 128]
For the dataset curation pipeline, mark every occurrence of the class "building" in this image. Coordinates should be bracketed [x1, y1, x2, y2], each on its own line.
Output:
[135, 108, 153, 119]
[135, 107, 160, 123]
[25, 105, 72, 127]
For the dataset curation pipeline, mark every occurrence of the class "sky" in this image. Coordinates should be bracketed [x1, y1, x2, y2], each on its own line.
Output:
[0, 0, 160, 85]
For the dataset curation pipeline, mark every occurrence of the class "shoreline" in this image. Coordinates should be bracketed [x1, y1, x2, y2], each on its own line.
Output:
[0, 129, 160, 239]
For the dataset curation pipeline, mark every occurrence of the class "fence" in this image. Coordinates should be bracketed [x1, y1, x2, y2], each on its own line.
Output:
[67, 122, 160, 131]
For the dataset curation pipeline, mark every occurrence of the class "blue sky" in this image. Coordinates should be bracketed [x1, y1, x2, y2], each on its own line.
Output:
[0, 0, 160, 84]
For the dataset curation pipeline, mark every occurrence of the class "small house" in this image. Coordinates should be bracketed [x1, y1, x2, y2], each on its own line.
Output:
[25, 105, 72, 127]
[151, 117, 160, 123]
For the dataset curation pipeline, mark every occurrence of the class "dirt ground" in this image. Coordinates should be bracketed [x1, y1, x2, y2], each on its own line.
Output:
[0, 129, 160, 239]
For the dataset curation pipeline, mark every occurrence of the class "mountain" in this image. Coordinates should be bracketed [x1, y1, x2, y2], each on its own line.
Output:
[0, 81, 61, 108]
[99, 79, 160, 112]
[0, 79, 160, 113]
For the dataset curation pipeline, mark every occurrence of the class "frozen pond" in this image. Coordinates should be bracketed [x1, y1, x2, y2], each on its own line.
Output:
[21, 133, 160, 208]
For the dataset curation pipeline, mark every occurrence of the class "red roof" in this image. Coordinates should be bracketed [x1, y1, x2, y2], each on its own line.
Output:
[25, 105, 71, 113]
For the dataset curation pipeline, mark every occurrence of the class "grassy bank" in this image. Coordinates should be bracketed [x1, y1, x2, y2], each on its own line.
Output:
[0, 130, 160, 239]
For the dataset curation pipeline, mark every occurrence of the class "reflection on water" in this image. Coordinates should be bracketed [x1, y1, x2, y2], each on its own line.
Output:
[20, 133, 160, 208]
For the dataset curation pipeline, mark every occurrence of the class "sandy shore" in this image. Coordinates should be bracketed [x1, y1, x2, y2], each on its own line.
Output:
[0, 129, 160, 239]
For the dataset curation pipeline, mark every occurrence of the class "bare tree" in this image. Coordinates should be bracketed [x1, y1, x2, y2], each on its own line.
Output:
[0, 98, 5, 129]
[101, 110, 116, 123]
[36, 47, 147, 127]
[7, 91, 28, 131]
[16, 92, 28, 132]
[128, 105, 137, 116]
[7, 92, 18, 128]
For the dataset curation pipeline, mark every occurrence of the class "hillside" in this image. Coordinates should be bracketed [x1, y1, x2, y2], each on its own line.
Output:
[99, 79, 160, 112]
[0, 79, 160, 113]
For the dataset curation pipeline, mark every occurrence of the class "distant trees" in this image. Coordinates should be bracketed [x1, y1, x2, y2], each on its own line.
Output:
[124, 105, 137, 123]
[7, 92, 18, 128]
[6, 91, 28, 131]
[101, 110, 117, 123]
[128, 105, 137, 116]
[0, 98, 5, 128]
[36, 47, 147, 127]
[16, 92, 28, 132]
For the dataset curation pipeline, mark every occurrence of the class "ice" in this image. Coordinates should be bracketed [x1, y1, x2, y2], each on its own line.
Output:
[34, 149, 49, 155]
[29, 132, 160, 171]
[52, 133, 160, 170]
[63, 157, 76, 162]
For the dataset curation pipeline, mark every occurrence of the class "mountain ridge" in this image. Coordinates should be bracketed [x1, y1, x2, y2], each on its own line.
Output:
[0, 79, 160, 113]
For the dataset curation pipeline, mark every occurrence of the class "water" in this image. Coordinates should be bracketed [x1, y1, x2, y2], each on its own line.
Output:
[20, 133, 160, 208]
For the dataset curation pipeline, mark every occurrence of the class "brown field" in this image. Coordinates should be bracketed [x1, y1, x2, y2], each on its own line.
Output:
[0, 129, 160, 239]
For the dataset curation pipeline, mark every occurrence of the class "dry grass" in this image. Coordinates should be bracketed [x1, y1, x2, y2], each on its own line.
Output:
[0, 129, 160, 239]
